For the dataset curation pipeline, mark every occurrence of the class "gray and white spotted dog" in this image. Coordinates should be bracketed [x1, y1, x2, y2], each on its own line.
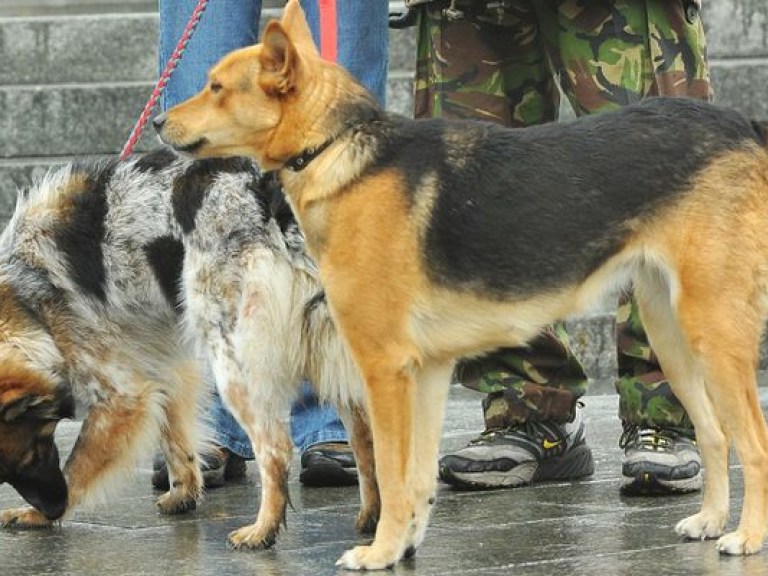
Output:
[0, 149, 377, 550]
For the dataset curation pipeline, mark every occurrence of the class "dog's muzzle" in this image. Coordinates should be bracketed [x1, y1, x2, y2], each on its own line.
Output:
[152, 114, 208, 154]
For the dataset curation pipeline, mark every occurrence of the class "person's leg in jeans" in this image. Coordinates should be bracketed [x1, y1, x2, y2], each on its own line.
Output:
[154, 0, 261, 490]
[292, 0, 389, 485]
[156, 0, 389, 488]
[159, 0, 262, 111]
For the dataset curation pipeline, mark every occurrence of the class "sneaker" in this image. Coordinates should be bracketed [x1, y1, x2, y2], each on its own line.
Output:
[619, 424, 702, 496]
[438, 405, 595, 489]
[151, 447, 247, 491]
[299, 442, 358, 487]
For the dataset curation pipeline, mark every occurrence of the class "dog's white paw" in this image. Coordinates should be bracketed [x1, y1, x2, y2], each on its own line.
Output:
[675, 512, 726, 540]
[0, 507, 53, 529]
[716, 531, 764, 555]
[336, 544, 398, 571]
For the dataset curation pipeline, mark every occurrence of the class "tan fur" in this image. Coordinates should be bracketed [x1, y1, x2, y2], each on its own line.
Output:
[157, 0, 768, 567]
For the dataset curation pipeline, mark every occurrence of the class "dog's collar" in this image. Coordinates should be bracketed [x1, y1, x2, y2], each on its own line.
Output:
[284, 137, 336, 172]
[284, 123, 358, 172]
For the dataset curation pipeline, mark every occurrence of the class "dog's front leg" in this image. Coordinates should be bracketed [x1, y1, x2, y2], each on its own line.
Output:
[404, 359, 453, 557]
[336, 358, 416, 570]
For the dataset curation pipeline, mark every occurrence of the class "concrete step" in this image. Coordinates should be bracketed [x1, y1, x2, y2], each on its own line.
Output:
[0, 14, 157, 85]
[0, 9, 416, 85]
[711, 60, 768, 120]
[0, 0, 156, 17]
[2, 7, 765, 83]
[0, 82, 156, 158]
[0, 74, 414, 159]
[705, 2, 768, 59]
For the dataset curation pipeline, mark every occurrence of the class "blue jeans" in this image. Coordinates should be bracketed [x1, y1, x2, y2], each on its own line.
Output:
[159, 0, 388, 110]
[159, 0, 388, 458]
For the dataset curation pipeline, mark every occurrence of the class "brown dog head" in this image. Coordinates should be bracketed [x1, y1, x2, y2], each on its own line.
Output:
[0, 285, 73, 522]
[154, 0, 376, 171]
[0, 372, 73, 520]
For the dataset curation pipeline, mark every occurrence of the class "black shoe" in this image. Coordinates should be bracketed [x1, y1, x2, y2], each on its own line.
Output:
[438, 405, 594, 490]
[151, 448, 247, 491]
[619, 424, 702, 496]
[299, 442, 358, 487]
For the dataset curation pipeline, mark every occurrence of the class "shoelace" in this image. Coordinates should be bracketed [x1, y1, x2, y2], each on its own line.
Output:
[472, 418, 563, 446]
[619, 424, 693, 451]
[472, 402, 586, 446]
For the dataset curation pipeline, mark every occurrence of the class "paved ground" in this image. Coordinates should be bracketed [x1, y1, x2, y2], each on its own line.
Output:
[2, 385, 768, 576]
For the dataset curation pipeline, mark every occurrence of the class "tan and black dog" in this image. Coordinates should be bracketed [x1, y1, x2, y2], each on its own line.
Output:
[156, 0, 768, 569]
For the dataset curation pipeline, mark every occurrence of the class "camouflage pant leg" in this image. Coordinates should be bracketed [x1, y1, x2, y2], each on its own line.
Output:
[536, 0, 712, 115]
[414, 0, 561, 125]
[536, 0, 709, 433]
[615, 295, 694, 432]
[416, 1, 587, 429]
[456, 325, 588, 426]
[413, 0, 710, 431]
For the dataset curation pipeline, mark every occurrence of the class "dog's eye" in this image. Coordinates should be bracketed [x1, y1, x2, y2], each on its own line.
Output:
[210, 82, 223, 94]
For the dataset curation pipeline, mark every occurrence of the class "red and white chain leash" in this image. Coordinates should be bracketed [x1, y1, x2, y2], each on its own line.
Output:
[119, 0, 210, 160]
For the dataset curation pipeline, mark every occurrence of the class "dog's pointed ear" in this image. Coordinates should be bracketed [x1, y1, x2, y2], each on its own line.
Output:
[0, 389, 74, 423]
[259, 21, 299, 96]
[280, 0, 318, 54]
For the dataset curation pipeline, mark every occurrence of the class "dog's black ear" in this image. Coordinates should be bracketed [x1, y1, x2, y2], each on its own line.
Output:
[0, 390, 74, 423]
[259, 21, 298, 96]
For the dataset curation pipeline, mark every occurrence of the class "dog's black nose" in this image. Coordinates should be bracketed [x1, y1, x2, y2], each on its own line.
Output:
[152, 113, 167, 133]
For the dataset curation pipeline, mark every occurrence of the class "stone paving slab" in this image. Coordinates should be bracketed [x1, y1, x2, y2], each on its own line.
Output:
[3, 385, 768, 576]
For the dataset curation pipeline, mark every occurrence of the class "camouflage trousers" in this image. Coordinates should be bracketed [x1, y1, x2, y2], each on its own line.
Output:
[415, 0, 711, 432]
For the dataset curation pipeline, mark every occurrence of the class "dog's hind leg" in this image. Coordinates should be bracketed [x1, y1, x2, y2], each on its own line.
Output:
[675, 295, 768, 555]
[337, 404, 380, 534]
[633, 273, 730, 541]
[707, 356, 768, 555]
[156, 362, 205, 515]
[217, 374, 293, 551]
[404, 358, 453, 557]
[636, 264, 768, 554]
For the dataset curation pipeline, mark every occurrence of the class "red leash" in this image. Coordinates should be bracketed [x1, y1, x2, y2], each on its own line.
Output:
[119, 0, 210, 160]
[318, 0, 337, 62]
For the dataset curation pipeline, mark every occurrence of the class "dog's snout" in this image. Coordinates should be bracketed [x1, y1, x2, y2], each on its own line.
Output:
[152, 113, 167, 133]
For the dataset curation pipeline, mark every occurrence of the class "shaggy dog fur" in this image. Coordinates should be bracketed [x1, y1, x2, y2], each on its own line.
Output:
[0, 149, 376, 549]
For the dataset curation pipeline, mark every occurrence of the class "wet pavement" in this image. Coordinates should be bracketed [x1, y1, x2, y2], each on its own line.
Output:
[2, 384, 768, 576]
